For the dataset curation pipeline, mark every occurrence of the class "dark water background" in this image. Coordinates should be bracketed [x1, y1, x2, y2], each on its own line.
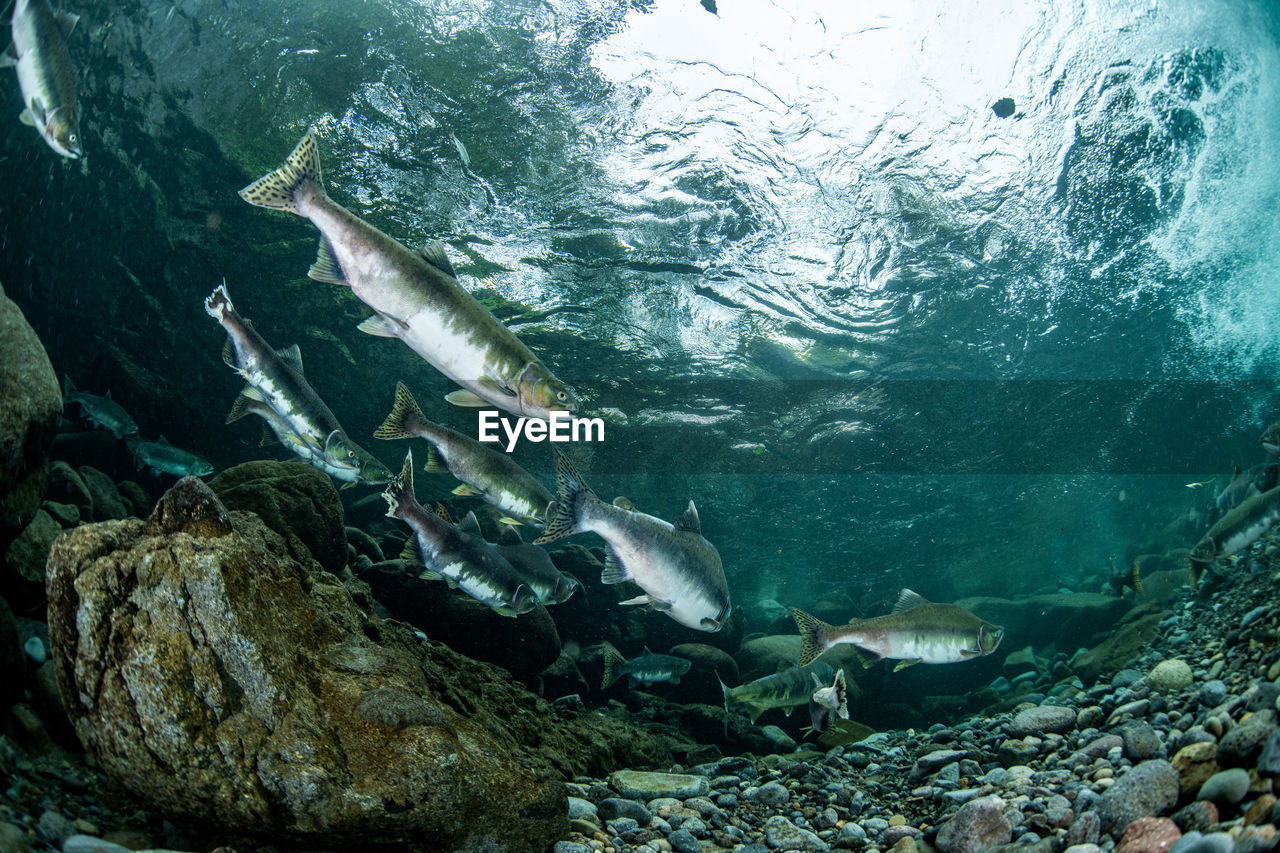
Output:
[3, 0, 1280, 619]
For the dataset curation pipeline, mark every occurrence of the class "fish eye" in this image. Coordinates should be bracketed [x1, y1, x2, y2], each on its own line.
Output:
[556, 390, 568, 401]
[348, 449, 356, 459]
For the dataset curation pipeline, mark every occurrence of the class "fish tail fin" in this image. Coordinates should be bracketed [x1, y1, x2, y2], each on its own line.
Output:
[834, 668, 849, 719]
[62, 373, 75, 398]
[204, 280, 232, 320]
[535, 448, 595, 545]
[1131, 560, 1144, 595]
[375, 381, 428, 441]
[601, 642, 626, 689]
[791, 608, 834, 666]
[382, 451, 417, 519]
[239, 128, 324, 214]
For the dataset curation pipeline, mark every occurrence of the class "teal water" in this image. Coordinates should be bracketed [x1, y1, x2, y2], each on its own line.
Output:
[4, 0, 1280, 618]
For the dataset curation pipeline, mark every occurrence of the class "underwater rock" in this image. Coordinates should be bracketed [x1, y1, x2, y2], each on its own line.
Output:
[935, 796, 1012, 853]
[1072, 610, 1166, 686]
[3, 508, 61, 608]
[209, 460, 347, 573]
[1216, 709, 1277, 767]
[1116, 817, 1182, 853]
[0, 282, 61, 551]
[359, 559, 561, 684]
[668, 642, 739, 705]
[1097, 759, 1180, 834]
[47, 462, 93, 520]
[0, 595, 23, 709]
[45, 477, 568, 850]
[762, 814, 824, 851]
[77, 467, 128, 521]
[1008, 704, 1076, 737]
[1197, 768, 1251, 804]
[1148, 658, 1193, 692]
[954, 593, 1129, 654]
[609, 770, 709, 800]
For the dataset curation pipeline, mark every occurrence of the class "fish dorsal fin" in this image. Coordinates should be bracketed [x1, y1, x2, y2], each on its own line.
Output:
[104, 390, 113, 400]
[419, 242, 457, 278]
[157, 435, 170, 445]
[56, 11, 79, 38]
[277, 344, 304, 373]
[457, 511, 483, 536]
[601, 547, 629, 584]
[613, 496, 635, 511]
[308, 237, 347, 285]
[258, 424, 277, 447]
[675, 500, 701, 534]
[226, 393, 252, 424]
[643, 646, 654, 656]
[497, 525, 522, 546]
[423, 445, 448, 474]
[893, 589, 929, 614]
[811, 672, 823, 689]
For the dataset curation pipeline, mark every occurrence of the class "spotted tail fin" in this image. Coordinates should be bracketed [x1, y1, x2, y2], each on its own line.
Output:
[382, 451, 418, 519]
[535, 448, 595, 545]
[375, 381, 429, 441]
[239, 128, 323, 214]
[600, 642, 627, 690]
[791, 607, 835, 666]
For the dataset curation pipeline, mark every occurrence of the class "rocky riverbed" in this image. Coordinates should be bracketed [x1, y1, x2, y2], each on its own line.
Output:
[541, 555, 1280, 853]
[6, 546, 1280, 853]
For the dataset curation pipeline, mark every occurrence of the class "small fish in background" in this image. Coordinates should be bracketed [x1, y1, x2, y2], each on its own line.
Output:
[133, 436, 214, 478]
[448, 130, 470, 168]
[1214, 462, 1278, 516]
[1189, 484, 1280, 585]
[375, 381, 553, 525]
[239, 128, 578, 420]
[1, 0, 82, 158]
[791, 589, 1004, 670]
[1262, 420, 1280, 455]
[600, 642, 691, 689]
[1106, 553, 1144, 597]
[62, 376, 139, 438]
[807, 667, 849, 735]
[537, 448, 731, 633]
[383, 451, 538, 617]
[720, 661, 835, 725]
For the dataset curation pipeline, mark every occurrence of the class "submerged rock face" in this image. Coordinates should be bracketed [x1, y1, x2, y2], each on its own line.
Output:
[209, 460, 348, 573]
[46, 476, 565, 851]
[0, 282, 61, 549]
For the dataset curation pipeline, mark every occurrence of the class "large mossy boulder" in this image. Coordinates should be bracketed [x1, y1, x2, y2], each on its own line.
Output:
[210, 459, 348, 573]
[46, 476, 570, 850]
[0, 282, 61, 550]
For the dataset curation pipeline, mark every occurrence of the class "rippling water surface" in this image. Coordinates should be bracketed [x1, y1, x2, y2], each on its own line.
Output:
[6, 0, 1280, 609]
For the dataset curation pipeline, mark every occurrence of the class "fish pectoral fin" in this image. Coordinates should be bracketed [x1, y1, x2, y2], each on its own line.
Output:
[491, 605, 519, 618]
[477, 375, 517, 398]
[451, 483, 483, 497]
[19, 107, 34, 127]
[892, 658, 922, 672]
[27, 97, 46, 128]
[0, 42, 17, 69]
[357, 314, 404, 338]
[959, 648, 981, 658]
[445, 389, 489, 407]
[55, 11, 80, 38]
[618, 594, 650, 607]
